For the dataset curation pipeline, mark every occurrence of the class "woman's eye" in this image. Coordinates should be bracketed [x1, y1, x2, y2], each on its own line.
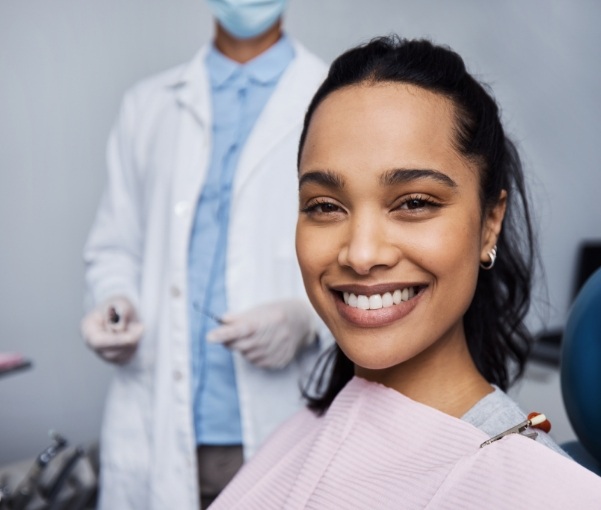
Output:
[396, 195, 441, 212]
[403, 198, 428, 210]
[301, 200, 344, 217]
[314, 203, 340, 213]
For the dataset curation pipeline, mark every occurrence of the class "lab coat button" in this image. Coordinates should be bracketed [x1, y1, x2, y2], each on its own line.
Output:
[170, 285, 181, 298]
[173, 369, 183, 381]
[174, 201, 190, 217]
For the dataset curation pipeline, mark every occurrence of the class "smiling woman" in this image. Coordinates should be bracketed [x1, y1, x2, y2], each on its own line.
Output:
[297, 82, 500, 413]
[210, 37, 601, 509]
[296, 41, 529, 413]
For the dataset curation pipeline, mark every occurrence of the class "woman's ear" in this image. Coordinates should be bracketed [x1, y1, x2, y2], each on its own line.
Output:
[480, 190, 507, 263]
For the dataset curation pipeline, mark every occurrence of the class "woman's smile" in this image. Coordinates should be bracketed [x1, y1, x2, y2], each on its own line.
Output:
[329, 283, 427, 328]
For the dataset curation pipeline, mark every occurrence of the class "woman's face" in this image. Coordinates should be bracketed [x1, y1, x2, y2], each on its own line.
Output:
[296, 83, 504, 382]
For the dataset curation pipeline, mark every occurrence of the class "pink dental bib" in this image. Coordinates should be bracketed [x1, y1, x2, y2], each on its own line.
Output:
[211, 377, 601, 509]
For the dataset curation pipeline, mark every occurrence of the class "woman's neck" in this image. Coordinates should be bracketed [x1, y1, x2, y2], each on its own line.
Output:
[355, 334, 493, 418]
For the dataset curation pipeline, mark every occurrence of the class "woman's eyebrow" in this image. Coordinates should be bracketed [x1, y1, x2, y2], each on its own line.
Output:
[380, 168, 458, 188]
[298, 170, 345, 190]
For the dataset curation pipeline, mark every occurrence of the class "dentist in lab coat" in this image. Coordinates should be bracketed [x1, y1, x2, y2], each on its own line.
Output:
[81, 1, 329, 508]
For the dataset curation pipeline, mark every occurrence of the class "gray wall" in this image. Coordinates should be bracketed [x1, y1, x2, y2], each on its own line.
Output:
[1, 0, 599, 464]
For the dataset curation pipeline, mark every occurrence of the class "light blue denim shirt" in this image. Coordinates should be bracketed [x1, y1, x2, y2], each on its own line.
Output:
[187, 36, 295, 445]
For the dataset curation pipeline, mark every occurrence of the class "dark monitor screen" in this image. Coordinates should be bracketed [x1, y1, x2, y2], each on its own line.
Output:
[573, 241, 601, 300]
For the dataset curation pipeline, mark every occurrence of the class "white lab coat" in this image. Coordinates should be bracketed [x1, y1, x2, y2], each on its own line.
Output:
[84, 40, 328, 510]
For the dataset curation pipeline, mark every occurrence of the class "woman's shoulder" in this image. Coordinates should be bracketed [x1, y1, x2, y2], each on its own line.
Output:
[462, 385, 568, 457]
[433, 432, 601, 509]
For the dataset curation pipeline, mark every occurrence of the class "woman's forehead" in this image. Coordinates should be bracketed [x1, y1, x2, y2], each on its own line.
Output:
[300, 82, 467, 178]
[311, 82, 455, 127]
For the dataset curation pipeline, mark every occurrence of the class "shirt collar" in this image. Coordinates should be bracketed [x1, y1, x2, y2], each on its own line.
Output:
[206, 34, 295, 88]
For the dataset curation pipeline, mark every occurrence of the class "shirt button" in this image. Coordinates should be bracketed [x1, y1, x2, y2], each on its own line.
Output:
[171, 285, 181, 298]
[174, 201, 190, 217]
[173, 369, 183, 381]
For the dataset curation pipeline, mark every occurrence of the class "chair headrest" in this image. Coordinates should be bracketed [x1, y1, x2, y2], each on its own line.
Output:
[561, 267, 601, 463]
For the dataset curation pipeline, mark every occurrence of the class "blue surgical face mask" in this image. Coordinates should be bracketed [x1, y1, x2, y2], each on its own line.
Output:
[206, 0, 288, 40]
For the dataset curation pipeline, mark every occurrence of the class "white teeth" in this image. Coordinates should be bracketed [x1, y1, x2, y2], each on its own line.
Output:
[382, 292, 393, 307]
[369, 294, 383, 309]
[402, 288, 409, 301]
[357, 295, 370, 310]
[342, 287, 419, 310]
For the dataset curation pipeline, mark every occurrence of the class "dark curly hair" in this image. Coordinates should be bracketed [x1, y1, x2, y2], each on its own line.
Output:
[299, 36, 536, 414]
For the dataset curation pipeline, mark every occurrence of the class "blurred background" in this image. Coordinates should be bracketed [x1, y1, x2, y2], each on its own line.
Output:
[1, 0, 600, 465]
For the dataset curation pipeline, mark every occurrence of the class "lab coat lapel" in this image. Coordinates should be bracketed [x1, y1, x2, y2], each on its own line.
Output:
[170, 45, 212, 205]
[233, 50, 311, 194]
[172, 46, 211, 129]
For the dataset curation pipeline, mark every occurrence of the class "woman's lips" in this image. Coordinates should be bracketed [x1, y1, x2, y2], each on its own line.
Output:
[331, 285, 425, 328]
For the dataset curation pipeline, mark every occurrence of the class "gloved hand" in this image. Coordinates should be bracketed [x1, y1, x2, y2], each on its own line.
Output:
[80, 296, 144, 365]
[206, 299, 317, 369]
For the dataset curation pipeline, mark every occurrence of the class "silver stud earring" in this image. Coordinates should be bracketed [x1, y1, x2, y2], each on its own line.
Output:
[480, 245, 497, 270]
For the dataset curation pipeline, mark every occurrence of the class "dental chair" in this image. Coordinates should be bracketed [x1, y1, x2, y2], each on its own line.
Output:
[561, 267, 601, 475]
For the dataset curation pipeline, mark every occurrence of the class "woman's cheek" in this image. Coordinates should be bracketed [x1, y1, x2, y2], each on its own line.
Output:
[297, 225, 323, 283]
[411, 217, 480, 270]
[297, 226, 335, 306]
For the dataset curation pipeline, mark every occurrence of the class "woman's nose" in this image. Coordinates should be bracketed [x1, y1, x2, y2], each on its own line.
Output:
[337, 217, 400, 275]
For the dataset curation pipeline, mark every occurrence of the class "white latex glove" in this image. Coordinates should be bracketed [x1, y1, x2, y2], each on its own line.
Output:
[80, 296, 144, 365]
[206, 300, 316, 369]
